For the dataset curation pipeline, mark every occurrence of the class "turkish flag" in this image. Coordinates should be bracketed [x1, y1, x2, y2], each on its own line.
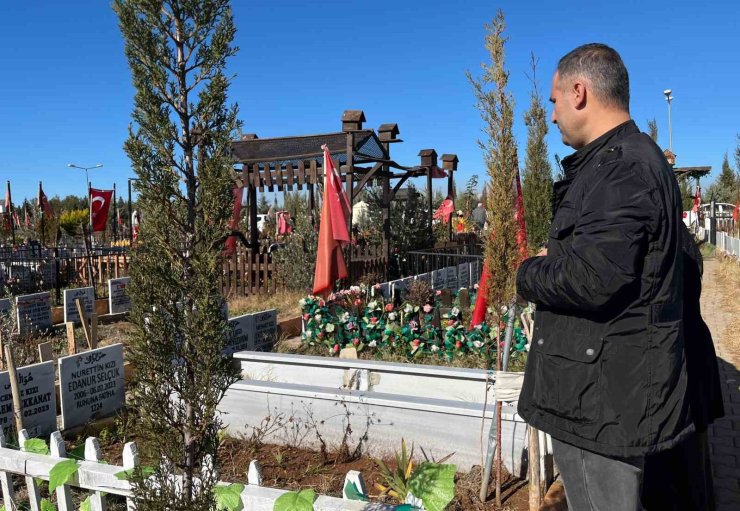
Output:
[692, 184, 701, 213]
[38, 182, 53, 217]
[433, 197, 454, 224]
[312, 145, 350, 296]
[90, 188, 114, 232]
[470, 168, 528, 328]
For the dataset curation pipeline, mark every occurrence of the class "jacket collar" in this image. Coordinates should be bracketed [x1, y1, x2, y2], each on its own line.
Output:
[561, 120, 639, 179]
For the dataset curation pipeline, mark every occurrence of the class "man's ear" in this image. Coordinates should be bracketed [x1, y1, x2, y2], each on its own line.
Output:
[572, 81, 587, 110]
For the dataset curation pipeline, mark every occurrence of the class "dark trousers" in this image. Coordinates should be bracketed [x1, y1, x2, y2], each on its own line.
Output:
[554, 432, 715, 511]
[553, 438, 645, 511]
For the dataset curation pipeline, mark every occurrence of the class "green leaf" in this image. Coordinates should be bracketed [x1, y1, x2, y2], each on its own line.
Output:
[343, 480, 368, 502]
[49, 459, 80, 492]
[40, 499, 57, 511]
[24, 438, 50, 455]
[68, 443, 86, 460]
[114, 466, 156, 480]
[79, 496, 92, 511]
[214, 483, 245, 511]
[407, 462, 456, 511]
[272, 489, 315, 511]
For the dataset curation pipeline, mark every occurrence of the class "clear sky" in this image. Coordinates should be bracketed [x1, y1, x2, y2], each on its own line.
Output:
[1, 0, 738, 203]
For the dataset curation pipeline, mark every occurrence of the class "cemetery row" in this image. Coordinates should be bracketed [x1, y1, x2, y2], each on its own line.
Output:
[373, 259, 483, 300]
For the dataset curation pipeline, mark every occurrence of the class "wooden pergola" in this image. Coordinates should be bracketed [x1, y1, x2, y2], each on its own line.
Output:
[230, 110, 459, 276]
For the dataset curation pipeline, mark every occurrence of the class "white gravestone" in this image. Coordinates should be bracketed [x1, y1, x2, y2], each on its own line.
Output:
[15, 292, 52, 334]
[108, 277, 131, 314]
[0, 361, 57, 438]
[224, 314, 255, 356]
[445, 266, 458, 290]
[253, 309, 277, 351]
[58, 344, 125, 430]
[0, 298, 11, 317]
[64, 287, 95, 324]
[432, 268, 447, 290]
[458, 263, 470, 290]
[415, 273, 431, 285]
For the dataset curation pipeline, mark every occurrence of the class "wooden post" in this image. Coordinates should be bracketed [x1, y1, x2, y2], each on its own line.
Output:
[66, 322, 77, 355]
[4, 341, 24, 434]
[90, 313, 99, 350]
[50, 430, 75, 511]
[0, 428, 16, 505]
[528, 426, 543, 510]
[18, 429, 42, 510]
[76, 298, 92, 348]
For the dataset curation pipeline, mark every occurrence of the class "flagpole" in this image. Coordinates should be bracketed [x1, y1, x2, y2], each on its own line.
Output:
[7, 181, 15, 245]
[38, 181, 45, 247]
[112, 184, 117, 242]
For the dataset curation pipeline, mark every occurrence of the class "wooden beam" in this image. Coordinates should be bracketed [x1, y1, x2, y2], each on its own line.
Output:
[352, 162, 384, 199]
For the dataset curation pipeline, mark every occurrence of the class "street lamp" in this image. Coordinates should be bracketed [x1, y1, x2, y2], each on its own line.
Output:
[663, 89, 673, 152]
[68, 163, 103, 230]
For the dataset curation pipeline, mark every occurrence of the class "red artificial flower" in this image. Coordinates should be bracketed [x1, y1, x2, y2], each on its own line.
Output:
[303, 313, 310, 320]
[447, 319, 456, 327]
[413, 339, 421, 347]
[354, 298, 362, 306]
[455, 341, 463, 349]
[317, 332, 324, 339]
[370, 317, 378, 324]
[353, 338, 360, 346]
[385, 303, 394, 312]
[333, 344, 340, 353]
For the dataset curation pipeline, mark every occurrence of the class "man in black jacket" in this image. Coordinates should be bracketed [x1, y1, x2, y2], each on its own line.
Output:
[516, 44, 700, 510]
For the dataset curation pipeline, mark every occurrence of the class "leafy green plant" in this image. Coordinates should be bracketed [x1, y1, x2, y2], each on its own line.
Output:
[48, 459, 80, 492]
[114, 466, 156, 480]
[40, 499, 57, 511]
[24, 438, 50, 455]
[374, 438, 415, 502]
[214, 483, 245, 511]
[407, 462, 456, 511]
[59, 209, 88, 236]
[79, 496, 92, 511]
[272, 489, 315, 511]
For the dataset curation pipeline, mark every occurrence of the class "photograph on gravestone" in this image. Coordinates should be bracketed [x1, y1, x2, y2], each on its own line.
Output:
[15, 292, 52, 334]
[253, 309, 277, 351]
[0, 361, 57, 438]
[108, 277, 132, 314]
[224, 314, 255, 356]
[58, 343, 125, 430]
[63, 287, 95, 324]
[432, 267, 447, 290]
[458, 263, 470, 290]
[445, 266, 459, 290]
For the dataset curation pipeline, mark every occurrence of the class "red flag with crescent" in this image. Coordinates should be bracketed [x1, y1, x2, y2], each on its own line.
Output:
[90, 188, 114, 232]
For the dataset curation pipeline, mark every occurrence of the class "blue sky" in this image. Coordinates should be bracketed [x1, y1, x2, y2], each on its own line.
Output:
[1, 0, 738, 203]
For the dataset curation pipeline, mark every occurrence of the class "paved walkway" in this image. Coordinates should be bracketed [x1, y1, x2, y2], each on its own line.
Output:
[701, 257, 740, 509]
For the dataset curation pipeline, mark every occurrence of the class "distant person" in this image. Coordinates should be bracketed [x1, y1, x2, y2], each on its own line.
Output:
[471, 202, 486, 231]
[516, 43, 700, 510]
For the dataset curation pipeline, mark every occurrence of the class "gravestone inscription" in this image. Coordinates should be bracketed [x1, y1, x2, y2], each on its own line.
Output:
[224, 314, 254, 356]
[0, 361, 57, 438]
[108, 277, 131, 314]
[253, 309, 277, 351]
[64, 286, 95, 323]
[16, 292, 52, 334]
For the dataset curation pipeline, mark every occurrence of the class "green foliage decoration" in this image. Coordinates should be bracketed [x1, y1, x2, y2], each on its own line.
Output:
[272, 489, 315, 511]
[48, 459, 80, 492]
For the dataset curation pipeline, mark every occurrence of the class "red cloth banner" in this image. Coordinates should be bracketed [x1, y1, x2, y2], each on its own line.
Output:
[38, 183, 53, 217]
[224, 184, 244, 255]
[24, 206, 32, 227]
[277, 211, 293, 235]
[470, 169, 528, 328]
[312, 145, 350, 297]
[692, 184, 701, 213]
[90, 188, 114, 232]
[433, 197, 454, 224]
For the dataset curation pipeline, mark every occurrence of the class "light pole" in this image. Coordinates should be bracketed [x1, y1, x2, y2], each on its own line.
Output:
[663, 89, 673, 152]
[68, 163, 103, 229]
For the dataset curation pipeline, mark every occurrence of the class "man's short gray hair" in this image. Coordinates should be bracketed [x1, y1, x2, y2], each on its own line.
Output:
[557, 43, 630, 112]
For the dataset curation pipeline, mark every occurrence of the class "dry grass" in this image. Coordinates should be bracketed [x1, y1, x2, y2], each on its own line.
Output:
[716, 253, 740, 364]
[228, 290, 306, 319]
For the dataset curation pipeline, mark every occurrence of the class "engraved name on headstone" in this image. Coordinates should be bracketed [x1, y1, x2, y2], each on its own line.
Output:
[224, 314, 254, 356]
[108, 277, 131, 314]
[445, 266, 458, 290]
[458, 263, 470, 290]
[58, 344, 125, 430]
[64, 287, 95, 323]
[432, 267, 447, 290]
[16, 292, 52, 334]
[0, 361, 57, 438]
[253, 309, 277, 351]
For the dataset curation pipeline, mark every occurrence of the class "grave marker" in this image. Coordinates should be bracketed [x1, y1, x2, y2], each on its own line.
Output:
[432, 268, 447, 290]
[58, 343, 125, 430]
[458, 263, 470, 290]
[108, 277, 131, 314]
[0, 298, 11, 318]
[64, 287, 95, 324]
[224, 314, 254, 356]
[15, 292, 52, 334]
[0, 361, 57, 438]
[253, 309, 277, 351]
[415, 273, 431, 285]
[445, 266, 458, 290]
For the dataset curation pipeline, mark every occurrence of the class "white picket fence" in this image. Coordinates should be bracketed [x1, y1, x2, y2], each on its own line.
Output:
[0, 428, 399, 511]
[716, 231, 740, 259]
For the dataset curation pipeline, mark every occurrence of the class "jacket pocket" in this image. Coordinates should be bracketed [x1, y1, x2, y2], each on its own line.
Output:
[530, 318, 604, 423]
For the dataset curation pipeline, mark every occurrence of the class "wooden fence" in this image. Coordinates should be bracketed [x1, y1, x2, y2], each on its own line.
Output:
[0, 428, 388, 511]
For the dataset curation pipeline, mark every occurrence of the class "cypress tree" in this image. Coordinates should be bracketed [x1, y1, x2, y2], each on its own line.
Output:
[113, 1, 240, 508]
[521, 53, 553, 252]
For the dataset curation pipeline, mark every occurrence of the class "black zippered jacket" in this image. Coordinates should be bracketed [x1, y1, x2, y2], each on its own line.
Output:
[516, 120, 695, 457]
